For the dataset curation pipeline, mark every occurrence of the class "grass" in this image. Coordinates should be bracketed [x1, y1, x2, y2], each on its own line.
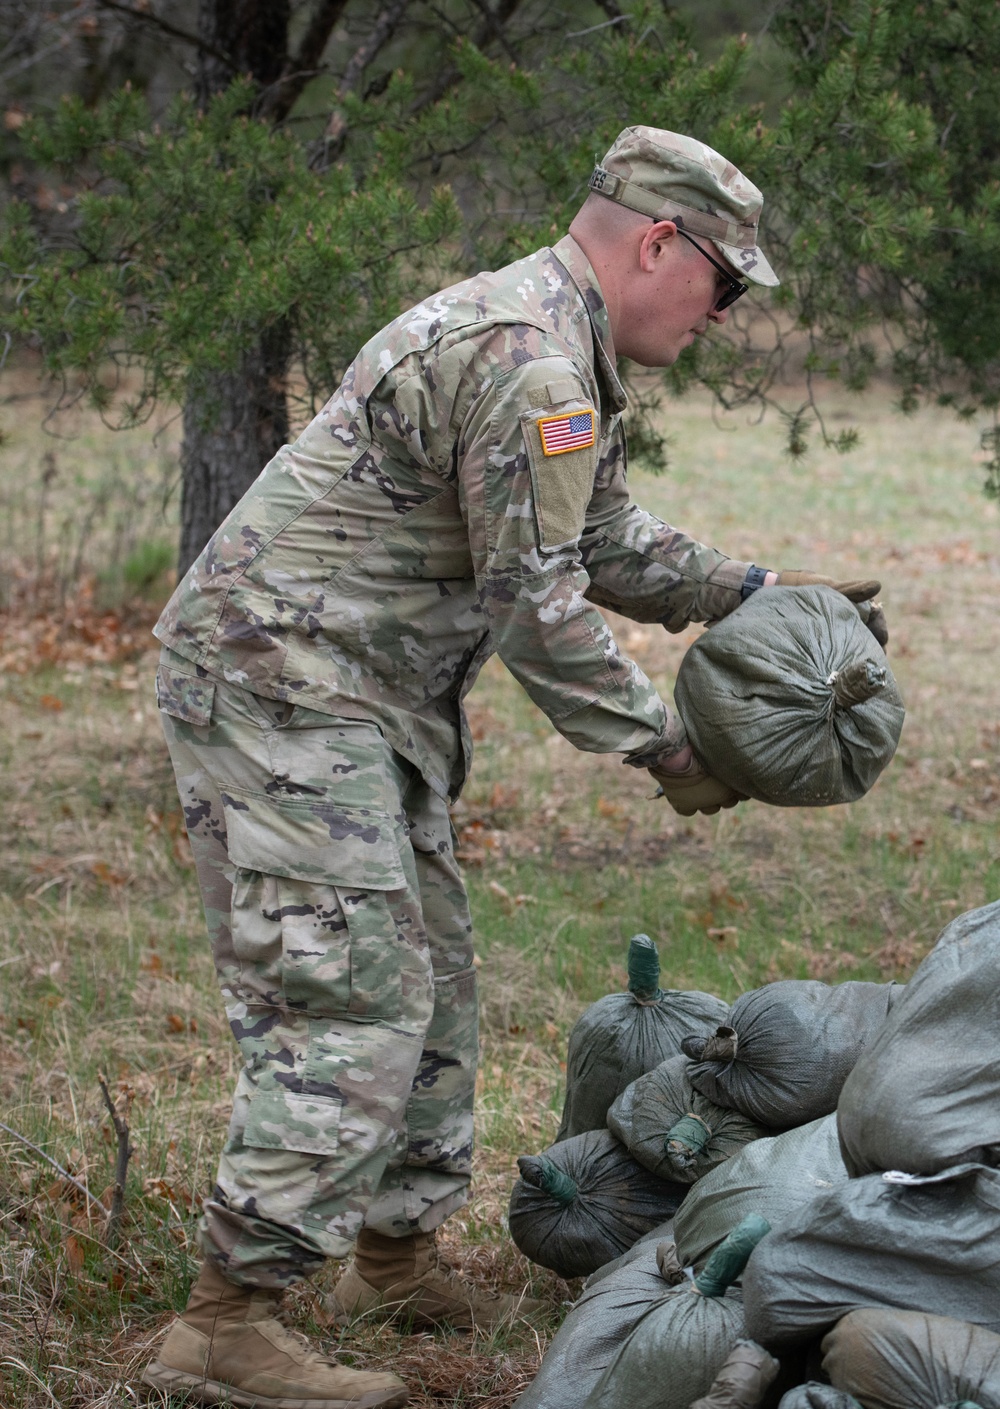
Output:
[1, 381, 999, 1405]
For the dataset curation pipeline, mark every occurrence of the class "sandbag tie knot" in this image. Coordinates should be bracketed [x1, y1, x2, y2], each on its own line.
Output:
[693, 1212, 772, 1298]
[698, 1025, 739, 1065]
[826, 660, 887, 710]
[516, 1153, 578, 1207]
[666, 1111, 714, 1164]
[626, 933, 662, 1002]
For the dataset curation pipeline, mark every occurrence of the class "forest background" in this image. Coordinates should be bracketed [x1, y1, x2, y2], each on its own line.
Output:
[1, 2, 999, 1406]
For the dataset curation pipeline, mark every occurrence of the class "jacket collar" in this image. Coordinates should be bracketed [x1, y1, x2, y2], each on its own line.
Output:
[552, 234, 628, 414]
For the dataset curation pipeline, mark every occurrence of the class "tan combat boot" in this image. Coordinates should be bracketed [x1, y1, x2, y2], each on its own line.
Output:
[142, 1259, 408, 1408]
[327, 1228, 544, 1331]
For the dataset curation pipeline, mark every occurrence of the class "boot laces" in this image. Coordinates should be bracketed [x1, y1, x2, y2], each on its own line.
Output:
[267, 1309, 340, 1367]
[427, 1250, 503, 1304]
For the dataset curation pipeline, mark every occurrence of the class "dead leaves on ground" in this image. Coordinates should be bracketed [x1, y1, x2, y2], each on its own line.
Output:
[0, 577, 158, 675]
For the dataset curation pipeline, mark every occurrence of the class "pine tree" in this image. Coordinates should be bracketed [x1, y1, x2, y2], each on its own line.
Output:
[5, 0, 1000, 570]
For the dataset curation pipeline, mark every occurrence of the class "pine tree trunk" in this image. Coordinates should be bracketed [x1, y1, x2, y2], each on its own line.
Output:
[178, 321, 291, 573]
[177, 0, 292, 573]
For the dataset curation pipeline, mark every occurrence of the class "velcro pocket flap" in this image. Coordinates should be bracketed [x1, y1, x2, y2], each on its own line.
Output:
[243, 1087, 342, 1155]
[223, 790, 406, 890]
[156, 662, 216, 726]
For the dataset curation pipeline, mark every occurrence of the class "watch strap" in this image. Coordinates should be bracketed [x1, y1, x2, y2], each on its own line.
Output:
[741, 564, 770, 601]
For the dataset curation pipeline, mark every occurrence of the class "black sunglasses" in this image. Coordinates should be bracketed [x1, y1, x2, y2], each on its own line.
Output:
[672, 226, 748, 312]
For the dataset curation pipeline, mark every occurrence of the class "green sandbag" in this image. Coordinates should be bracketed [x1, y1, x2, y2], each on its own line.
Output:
[557, 935, 727, 1142]
[684, 980, 901, 1128]
[582, 1216, 771, 1409]
[673, 1115, 848, 1272]
[674, 585, 904, 807]
[837, 900, 1000, 1177]
[743, 1163, 1000, 1350]
[607, 1055, 768, 1185]
[508, 1129, 687, 1280]
[822, 1309, 1000, 1409]
[513, 1235, 685, 1409]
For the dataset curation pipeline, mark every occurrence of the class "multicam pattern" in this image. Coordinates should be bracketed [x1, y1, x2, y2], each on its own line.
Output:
[153, 232, 761, 1287]
[157, 654, 477, 1287]
[155, 234, 754, 800]
[594, 126, 779, 284]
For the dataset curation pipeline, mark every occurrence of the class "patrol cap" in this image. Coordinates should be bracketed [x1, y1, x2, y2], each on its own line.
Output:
[589, 126, 779, 287]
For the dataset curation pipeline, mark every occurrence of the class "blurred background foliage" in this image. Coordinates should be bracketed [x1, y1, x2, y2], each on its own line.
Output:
[3, 0, 1000, 568]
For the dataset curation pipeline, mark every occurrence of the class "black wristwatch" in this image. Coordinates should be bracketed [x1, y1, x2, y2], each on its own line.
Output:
[741, 564, 771, 601]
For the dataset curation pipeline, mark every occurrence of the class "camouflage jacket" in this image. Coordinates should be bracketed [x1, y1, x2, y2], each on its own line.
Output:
[154, 235, 753, 800]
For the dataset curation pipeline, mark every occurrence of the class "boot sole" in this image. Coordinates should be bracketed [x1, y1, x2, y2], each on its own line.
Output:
[141, 1360, 408, 1409]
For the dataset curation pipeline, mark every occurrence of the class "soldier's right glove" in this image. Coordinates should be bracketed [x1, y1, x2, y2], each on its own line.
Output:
[649, 754, 747, 817]
[776, 569, 888, 650]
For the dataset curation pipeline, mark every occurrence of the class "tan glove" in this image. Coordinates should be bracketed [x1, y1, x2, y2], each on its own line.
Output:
[776, 569, 888, 649]
[649, 753, 747, 817]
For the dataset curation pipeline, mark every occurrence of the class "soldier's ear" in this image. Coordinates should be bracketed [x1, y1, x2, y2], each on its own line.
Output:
[638, 220, 678, 272]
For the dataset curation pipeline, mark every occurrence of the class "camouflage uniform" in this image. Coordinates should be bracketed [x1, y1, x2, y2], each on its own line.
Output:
[155, 231, 759, 1286]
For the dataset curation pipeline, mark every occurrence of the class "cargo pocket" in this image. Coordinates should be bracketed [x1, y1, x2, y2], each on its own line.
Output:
[242, 1086, 343, 1157]
[224, 789, 416, 1021]
[155, 659, 216, 726]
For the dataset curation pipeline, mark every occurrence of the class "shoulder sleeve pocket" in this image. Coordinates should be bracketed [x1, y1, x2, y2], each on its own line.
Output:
[223, 790, 406, 890]
[521, 406, 599, 552]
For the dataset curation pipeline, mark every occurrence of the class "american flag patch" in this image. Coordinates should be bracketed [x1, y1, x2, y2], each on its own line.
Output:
[538, 409, 596, 456]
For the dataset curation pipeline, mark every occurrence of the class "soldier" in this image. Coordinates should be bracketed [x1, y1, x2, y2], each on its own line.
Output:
[143, 127, 885, 1407]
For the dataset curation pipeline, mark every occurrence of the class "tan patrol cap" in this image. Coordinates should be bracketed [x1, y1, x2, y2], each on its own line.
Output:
[590, 126, 779, 287]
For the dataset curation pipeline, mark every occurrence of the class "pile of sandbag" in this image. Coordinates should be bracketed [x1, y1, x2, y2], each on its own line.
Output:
[744, 900, 1000, 1352]
[513, 947, 899, 1280]
[513, 903, 1000, 1409]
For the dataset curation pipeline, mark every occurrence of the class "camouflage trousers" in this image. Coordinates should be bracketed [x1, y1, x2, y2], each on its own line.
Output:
[156, 650, 477, 1288]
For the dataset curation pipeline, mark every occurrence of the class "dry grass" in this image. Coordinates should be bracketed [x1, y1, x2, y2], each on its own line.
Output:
[1, 381, 999, 1404]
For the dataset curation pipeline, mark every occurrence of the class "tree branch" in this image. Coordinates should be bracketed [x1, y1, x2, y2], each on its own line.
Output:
[312, 0, 413, 167]
[567, 14, 630, 39]
[260, 0, 352, 122]
[0, 1120, 106, 1215]
[408, 0, 530, 120]
[97, 1073, 134, 1251]
[467, 0, 518, 61]
[93, 0, 232, 65]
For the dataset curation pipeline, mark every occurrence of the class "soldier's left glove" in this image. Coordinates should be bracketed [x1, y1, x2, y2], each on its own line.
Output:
[775, 569, 888, 650]
[649, 753, 747, 818]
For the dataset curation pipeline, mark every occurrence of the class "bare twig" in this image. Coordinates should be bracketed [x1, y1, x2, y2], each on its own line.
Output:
[0, 1120, 106, 1215]
[97, 1072, 134, 1250]
[567, 14, 630, 39]
[93, 0, 232, 64]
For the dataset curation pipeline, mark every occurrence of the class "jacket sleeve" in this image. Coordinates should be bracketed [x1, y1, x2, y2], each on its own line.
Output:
[579, 424, 754, 631]
[456, 355, 686, 761]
